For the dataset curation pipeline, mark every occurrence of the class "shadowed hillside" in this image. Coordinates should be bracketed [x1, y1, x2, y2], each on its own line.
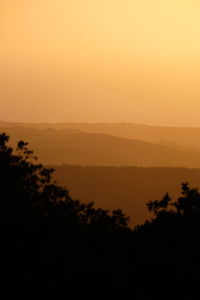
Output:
[52, 165, 200, 225]
[2, 126, 200, 167]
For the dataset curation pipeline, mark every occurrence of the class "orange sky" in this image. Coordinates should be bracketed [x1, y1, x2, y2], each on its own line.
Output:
[1, 0, 200, 126]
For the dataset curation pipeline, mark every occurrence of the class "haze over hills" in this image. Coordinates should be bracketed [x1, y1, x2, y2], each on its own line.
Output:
[3, 0, 200, 292]
[2, 125, 200, 167]
[52, 165, 200, 225]
[3, 121, 200, 224]
[1, 120, 200, 150]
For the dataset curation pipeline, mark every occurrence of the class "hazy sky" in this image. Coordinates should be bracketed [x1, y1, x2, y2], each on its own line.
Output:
[1, 0, 200, 126]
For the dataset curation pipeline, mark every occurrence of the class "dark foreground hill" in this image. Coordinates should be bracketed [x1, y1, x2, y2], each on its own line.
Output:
[52, 165, 200, 225]
[2, 126, 200, 167]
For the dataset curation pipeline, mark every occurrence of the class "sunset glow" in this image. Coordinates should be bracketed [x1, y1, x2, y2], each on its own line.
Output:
[1, 0, 200, 125]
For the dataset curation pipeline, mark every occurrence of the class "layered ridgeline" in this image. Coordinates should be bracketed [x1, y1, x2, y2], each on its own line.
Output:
[2, 123, 200, 225]
[2, 125, 200, 167]
[2, 121, 200, 150]
[52, 165, 200, 225]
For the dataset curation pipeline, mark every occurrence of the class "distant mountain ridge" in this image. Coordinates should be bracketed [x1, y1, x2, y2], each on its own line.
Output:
[2, 125, 200, 167]
[1, 120, 200, 150]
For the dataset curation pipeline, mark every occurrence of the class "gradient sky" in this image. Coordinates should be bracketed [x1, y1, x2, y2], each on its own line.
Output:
[1, 0, 200, 126]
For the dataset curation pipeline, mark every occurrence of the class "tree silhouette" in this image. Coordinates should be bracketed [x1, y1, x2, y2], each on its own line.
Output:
[0, 132, 133, 292]
[0, 132, 130, 231]
[1, 131, 200, 297]
[146, 182, 200, 220]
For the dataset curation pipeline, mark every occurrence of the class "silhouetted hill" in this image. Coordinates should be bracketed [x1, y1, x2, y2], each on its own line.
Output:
[2, 126, 200, 167]
[2, 121, 200, 150]
[51, 165, 200, 225]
